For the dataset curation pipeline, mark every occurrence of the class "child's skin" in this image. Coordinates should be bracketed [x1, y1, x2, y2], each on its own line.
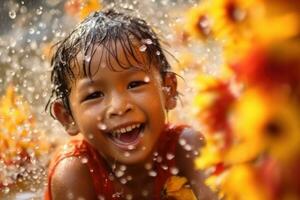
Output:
[48, 10, 216, 200]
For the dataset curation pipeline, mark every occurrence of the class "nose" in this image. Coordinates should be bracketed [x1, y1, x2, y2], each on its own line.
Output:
[106, 93, 133, 118]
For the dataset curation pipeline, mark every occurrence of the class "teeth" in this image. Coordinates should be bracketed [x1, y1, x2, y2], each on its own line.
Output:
[112, 123, 141, 135]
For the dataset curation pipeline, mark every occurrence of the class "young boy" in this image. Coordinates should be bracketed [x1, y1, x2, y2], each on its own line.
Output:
[45, 9, 216, 200]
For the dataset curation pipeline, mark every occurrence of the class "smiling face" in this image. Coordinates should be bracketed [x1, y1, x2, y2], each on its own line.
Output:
[57, 40, 176, 165]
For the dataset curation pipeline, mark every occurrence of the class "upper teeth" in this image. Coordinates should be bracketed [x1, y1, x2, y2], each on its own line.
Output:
[112, 124, 141, 135]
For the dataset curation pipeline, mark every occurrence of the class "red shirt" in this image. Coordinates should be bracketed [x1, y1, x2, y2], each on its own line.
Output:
[45, 124, 187, 200]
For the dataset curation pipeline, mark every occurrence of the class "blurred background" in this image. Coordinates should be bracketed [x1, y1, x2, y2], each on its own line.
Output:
[1, 0, 300, 199]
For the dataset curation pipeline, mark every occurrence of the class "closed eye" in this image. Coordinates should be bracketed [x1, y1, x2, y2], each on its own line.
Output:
[83, 91, 104, 101]
[128, 80, 147, 89]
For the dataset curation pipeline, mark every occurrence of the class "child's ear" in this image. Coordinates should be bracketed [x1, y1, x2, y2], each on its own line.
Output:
[52, 100, 80, 136]
[163, 72, 178, 110]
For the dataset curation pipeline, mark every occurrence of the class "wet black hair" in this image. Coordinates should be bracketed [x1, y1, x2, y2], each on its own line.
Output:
[47, 9, 173, 116]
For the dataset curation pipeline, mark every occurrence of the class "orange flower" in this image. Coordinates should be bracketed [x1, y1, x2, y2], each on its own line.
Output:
[65, 0, 102, 20]
[193, 75, 236, 144]
[231, 41, 300, 88]
[162, 176, 197, 200]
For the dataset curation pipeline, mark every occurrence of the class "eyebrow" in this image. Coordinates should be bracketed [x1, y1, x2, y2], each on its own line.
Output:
[76, 67, 148, 91]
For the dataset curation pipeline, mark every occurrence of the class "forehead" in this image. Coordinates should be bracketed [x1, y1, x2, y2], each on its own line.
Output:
[72, 38, 155, 78]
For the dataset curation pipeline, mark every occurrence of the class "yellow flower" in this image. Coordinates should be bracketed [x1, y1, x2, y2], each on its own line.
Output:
[162, 176, 197, 200]
[222, 164, 269, 200]
[0, 85, 50, 164]
[184, 3, 213, 40]
[226, 87, 300, 164]
[195, 134, 224, 170]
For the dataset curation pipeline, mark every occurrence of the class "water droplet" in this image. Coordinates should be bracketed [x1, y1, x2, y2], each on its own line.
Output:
[148, 170, 157, 177]
[126, 175, 132, 181]
[112, 192, 123, 198]
[81, 157, 88, 164]
[127, 145, 135, 150]
[36, 7, 43, 15]
[142, 190, 149, 197]
[139, 44, 147, 52]
[67, 192, 74, 199]
[179, 138, 186, 146]
[98, 195, 105, 200]
[144, 76, 150, 83]
[166, 153, 175, 160]
[120, 178, 127, 184]
[126, 194, 133, 200]
[9, 10, 16, 19]
[88, 134, 94, 139]
[124, 151, 130, 157]
[143, 38, 153, 45]
[120, 165, 127, 171]
[115, 170, 124, 177]
[156, 156, 162, 163]
[84, 55, 91, 62]
[3, 187, 10, 194]
[156, 51, 161, 55]
[144, 163, 152, 170]
[162, 165, 168, 170]
[184, 144, 192, 151]
[97, 123, 107, 130]
[170, 167, 179, 175]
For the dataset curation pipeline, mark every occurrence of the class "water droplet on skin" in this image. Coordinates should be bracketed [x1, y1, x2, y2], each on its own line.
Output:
[98, 195, 105, 200]
[88, 134, 94, 139]
[162, 165, 168, 170]
[156, 156, 162, 163]
[184, 144, 192, 151]
[170, 167, 179, 175]
[97, 123, 107, 131]
[115, 170, 124, 177]
[127, 145, 135, 150]
[144, 163, 152, 170]
[126, 194, 133, 200]
[9, 10, 16, 19]
[148, 170, 157, 177]
[126, 175, 132, 181]
[120, 178, 127, 184]
[144, 76, 150, 83]
[120, 165, 127, 171]
[124, 152, 130, 157]
[81, 157, 88, 164]
[112, 192, 123, 198]
[179, 138, 186, 146]
[139, 44, 147, 52]
[142, 190, 149, 197]
[166, 153, 175, 160]
[156, 51, 161, 55]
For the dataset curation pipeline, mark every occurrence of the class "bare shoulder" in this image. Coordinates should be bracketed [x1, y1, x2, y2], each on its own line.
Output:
[51, 156, 98, 200]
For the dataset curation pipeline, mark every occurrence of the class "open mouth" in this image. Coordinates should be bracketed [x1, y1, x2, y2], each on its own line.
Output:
[108, 123, 144, 150]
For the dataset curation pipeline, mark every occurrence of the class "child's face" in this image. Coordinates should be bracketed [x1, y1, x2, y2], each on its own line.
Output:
[67, 40, 174, 165]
